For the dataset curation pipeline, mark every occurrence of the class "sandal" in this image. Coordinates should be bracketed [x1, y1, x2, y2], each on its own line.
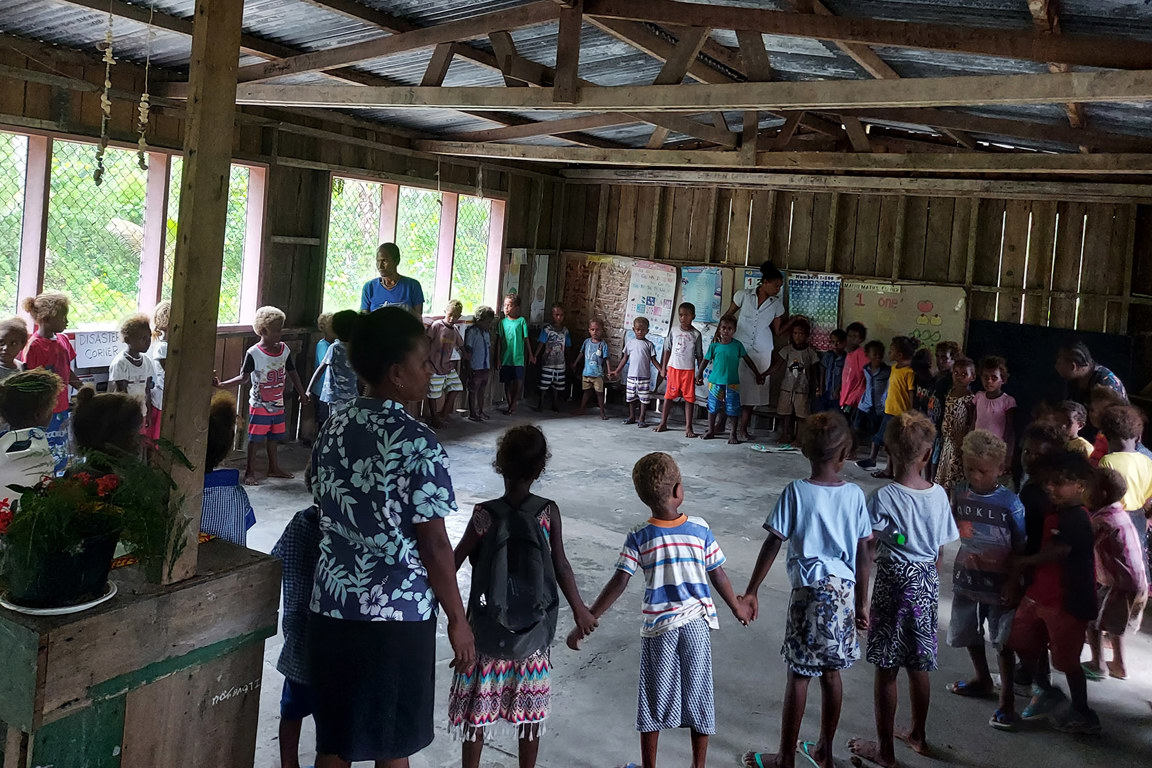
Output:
[1081, 663, 1106, 682]
[741, 752, 774, 768]
[947, 680, 994, 698]
[988, 708, 1018, 731]
[797, 741, 821, 768]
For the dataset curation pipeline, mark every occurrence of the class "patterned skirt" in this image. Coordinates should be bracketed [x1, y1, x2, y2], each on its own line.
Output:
[448, 649, 551, 740]
[782, 576, 860, 677]
[866, 558, 940, 671]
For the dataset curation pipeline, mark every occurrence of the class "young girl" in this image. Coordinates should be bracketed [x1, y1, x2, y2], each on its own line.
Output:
[974, 356, 1016, 472]
[1096, 405, 1152, 585]
[200, 391, 256, 545]
[0, 317, 28, 384]
[1087, 384, 1131, 465]
[464, 306, 495, 422]
[858, 336, 916, 477]
[935, 357, 976, 492]
[307, 310, 359, 426]
[71, 386, 144, 459]
[108, 313, 159, 442]
[911, 348, 935, 420]
[851, 412, 958, 768]
[20, 292, 83, 474]
[740, 411, 872, 768]
[449, 425, 595, 768]
[149, 301, 170, 438]
[312, 312, 335, 433]
[0, 370, 62, 506]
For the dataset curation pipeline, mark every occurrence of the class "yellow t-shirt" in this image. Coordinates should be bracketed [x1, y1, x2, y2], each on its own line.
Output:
[1067, 436, 1094, 459]
[884, 365, 915, 416]
[1098, 451, 1152, 512]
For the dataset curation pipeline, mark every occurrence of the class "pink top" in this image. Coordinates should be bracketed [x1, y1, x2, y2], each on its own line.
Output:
[974, 391, 1016, 442]
[20, 334, 75, 414]
[839, 347, 868, 408]
[1091, 502, 1149, 593]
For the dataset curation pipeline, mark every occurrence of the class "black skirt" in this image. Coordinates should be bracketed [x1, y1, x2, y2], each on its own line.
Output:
[307, 615, 437, 762]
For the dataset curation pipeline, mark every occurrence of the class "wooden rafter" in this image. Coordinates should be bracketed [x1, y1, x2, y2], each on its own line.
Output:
[587, 18, 738, 85]
[1027, 0, 1087, 133]
[554, 0, 584, 103]
[584, 0, 1152, 69]
[646, 26, 711, 147]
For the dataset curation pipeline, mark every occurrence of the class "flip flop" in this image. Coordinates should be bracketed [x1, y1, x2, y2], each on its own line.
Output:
[1081, 663, 1106, 681]
[797, 741, 821, 768]
[614, 764, 640, 768]
[740, 752, 773, 768]
[750, 443, 772, 452]
[947, 680, 994, 698]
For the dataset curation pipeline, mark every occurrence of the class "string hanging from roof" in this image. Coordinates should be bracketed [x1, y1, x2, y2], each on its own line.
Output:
[135, 0, 156, 170]
[94, 0, 115, 186]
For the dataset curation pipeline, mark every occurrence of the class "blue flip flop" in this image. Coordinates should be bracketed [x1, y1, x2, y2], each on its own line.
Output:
[797, 741, 821, 768]
[741, 752, 772, 768]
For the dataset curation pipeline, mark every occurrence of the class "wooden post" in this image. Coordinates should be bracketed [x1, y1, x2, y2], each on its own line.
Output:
[891, 196, 908, 281]
[554, 0, 584, 103]
[161, 0, 245, 584]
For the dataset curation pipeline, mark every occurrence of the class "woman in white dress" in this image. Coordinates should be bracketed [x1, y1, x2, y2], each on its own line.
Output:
[723, 261, 793, 442]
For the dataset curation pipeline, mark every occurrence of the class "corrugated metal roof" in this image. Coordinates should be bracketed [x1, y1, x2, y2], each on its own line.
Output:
[1, 0, 1151, 153]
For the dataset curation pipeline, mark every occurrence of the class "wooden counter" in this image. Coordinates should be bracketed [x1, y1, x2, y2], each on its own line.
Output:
[0, 539, 281, 768]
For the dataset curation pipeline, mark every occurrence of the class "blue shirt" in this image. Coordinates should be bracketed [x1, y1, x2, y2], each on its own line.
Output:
[320, 340, 358, 406]
[858, 363, 891, 414]
[464, 325, 491, 370]
[868, 482, 959, 563]
[272, 506, 321, 684]
[312, 339, 331, 396]
[360, 276, 425, 312]
[309, 398, 456, 621]
[201, 468, 256, 546]
[581, 338, 610, 378]
[765, 479, 871, 589]
[821, 350, 846, 396]
[951, 483, 1027, 603]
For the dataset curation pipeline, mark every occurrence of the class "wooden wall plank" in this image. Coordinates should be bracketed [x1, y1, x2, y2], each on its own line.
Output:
[947, 196, 971, 285]
[617, 184, 638, 256]
[1078, 203, 1116, 331]
[688, 187, 715, 262]
[900, 196, 931, 281]
[808, 192, 832, 270]
[1049, 201, 1086, 329]
[771, 191, 793, 265]
[713, 188, 734, 264]
[788, 192, 814, 270]
[605, 185, 622, 254]
[834, 194, 858, 275]
[1131, 205, 1152, 296]
[727, 188, 753, 265]
[875, 195, 900, 278]
[1024, 200, 1057, 325]
[747, 189, 774, 266]
[970, 198, 1007, 322]
[998, 199, 1032, 324]
[1106, 204, 1134, 333]
[667, 187, 692, 262]
[632, 186, 656, 257]
[853, 195, 880, 277]
[922, 197, 955, 283]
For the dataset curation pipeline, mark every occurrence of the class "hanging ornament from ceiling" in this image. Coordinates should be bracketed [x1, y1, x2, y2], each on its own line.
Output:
[94, 0, 115, 186]
[135, 0, 155, 170]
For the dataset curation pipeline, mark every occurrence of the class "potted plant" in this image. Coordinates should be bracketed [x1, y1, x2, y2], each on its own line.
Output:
[0, 444, 192, 609]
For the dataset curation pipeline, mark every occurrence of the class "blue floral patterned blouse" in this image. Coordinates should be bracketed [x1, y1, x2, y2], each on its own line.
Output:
[309, 398, 457, 621]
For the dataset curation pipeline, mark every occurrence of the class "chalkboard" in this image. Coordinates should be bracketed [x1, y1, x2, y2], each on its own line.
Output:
[840, 280, 968, 351]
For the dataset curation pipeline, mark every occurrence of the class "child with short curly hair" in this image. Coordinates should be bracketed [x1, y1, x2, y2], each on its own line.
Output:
[934, 356, 976, 492]
[1097, 404, 1152, 584]
[215, 306, 309, 485]
[311, 311, 335, 432]
[109, 313, 159, 441]
[464, 305, 495, 422]
[0, 369, 62, 506]
[0, 317, 29, 384]
[974, 356, 1017, 471]
[20, 292, 83, 474]
[1056, 400, 1094, 459]
[427, 299, 465, 428]
[450, 425, 594, 768]
[149, 301, 170, 420]
[72, 386, 144, 458]
[200, 391, 256, 545]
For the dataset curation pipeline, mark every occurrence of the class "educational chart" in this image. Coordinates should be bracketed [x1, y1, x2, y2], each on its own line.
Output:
[679, 266, 724, 324]
[786, 272, 842, 349]
[840, 281, 967, 351]
[529, 253, 550, 324]
[624, 261, 678, 384]
[741, 268, 762, 292]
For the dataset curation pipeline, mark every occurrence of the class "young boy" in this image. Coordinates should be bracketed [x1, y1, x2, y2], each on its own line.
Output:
[697, 315, 764, 444]
[1097, 404, 1152, 584]
[1006, 450, 1099, 734]
[534, 303, 571, 412]
[817, 329, 847, 413]
[859, 337, 915, 474]
[656, 302, 704, 438]
[311, 312, 334, 435]
[0, 317, 28, 384]
[426, 299, 465, 428]
[463, 305, 495, 423]
[1084, 467, 1148, 681]
[214, 305, 309, 485]
[740, 411, 872, 768]
[570, 452, 749, 768]
[1057, 400, 1094, 459]
[945, 430, 1027, 730]
[108, 313, 158, 437]
[852, 340, 890, 451]
[773, 318, 820, 445]
[839, 322, 869, 416]
[499, 293, 534, 415]
[614, 317, 661, 428]
[573, 319, 611, 420]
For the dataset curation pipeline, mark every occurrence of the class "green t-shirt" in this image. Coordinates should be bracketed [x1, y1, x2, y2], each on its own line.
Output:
[705, 339, 747, 385]
[501, 316, 528, 366]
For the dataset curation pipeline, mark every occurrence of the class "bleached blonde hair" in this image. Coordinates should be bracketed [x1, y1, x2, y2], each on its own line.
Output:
[253, 306, 286, 335]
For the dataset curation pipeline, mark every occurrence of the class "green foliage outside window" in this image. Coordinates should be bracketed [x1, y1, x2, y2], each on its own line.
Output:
[0, 132, 26, 315]
[451, 195, 492, 315]
[394, 186, 441, 305]
[322, 177, 382, 313]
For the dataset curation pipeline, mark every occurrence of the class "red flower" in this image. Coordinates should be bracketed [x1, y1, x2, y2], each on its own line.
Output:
[74, 472, 94, 486]
[0, 499, 12, 535]
[95, 474, 120, 497]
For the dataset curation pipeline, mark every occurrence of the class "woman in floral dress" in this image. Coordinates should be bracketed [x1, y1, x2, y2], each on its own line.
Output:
[935, 357, 977, 492]
[308, 306, 475, 768]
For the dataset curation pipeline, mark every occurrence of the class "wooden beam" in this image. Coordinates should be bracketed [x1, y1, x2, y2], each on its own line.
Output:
[583, 0, 1152, 70]
[420, 43, 456, 87]
[587, 18, 734, 85]
[771, 112, 804, 150]
[554, 0, 584, 103]
[842, 116, 871, 152]
[235, 2, 560, 83]
[654, 27, 712, 85]
[1027, 1, 1087, 132]
[162, 0, 245, 583]
[735, 29, 772, 81]
[413, 140, 1152, 174]
[646, 127, 671, 149]
[450, 113, 640, 142]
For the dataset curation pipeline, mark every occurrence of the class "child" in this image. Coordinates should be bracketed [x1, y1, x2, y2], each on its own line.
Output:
[739, 411, 871, 768]
[911, 349, 935, 418]
[852, 340, 889, 449]
[858, 336, 915, 475]
[974, 356, 1016, 472]
[773, 317, 820, 445]
[306, 310, 359, 425]
[573, 319, 610, 420]
[1087, 385, 1130, 465]
[934, 357, 976, 492]
[0, 317, 28, 384]
[312, 312, 334, 433]
[614, 317, 660, 428]
[1005, 450, 1099, 734]
[850, 412, 958, 767]
[534, 303, 571, 413]
[200, 391, 256, 545]
[72, 386, 144, 458]
[572, 451, 748, 768]
[499, 293, 534, 415]
[426, 300, 465, 427]
[656, 302, 704, 438]
[464, 305, 495, 422]
[108, 313, 159, 442]
[214, 306, 309, 486]
[932, 342, 960, 418]
[20, 292, 83, 474]
[839, 322, 869, 415]
[148, 301, 169, 435]
[1084, 467, 1148, 681]
[0, 370, 61, 507]
[817, 329, 847, 413]
[945, 430, 1027, 730]
[1058, 401, 1094, 459]
[697, 315, 764, 444]
[1096, 404, 1152, 584]
[451, 425, 595, 768]
[271, 500, 321, 768]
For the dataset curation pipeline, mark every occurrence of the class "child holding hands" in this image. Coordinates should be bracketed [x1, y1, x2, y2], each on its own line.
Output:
[740, 411, 872, 768]
[614, 317, 661, 428]
[656, 302, 704, 437]
[108, 313, 158, 440]
[571, 452, 749, 768]
[698, 315, 765, 444]
[850, 412, 958, 768]
[934, 357, 976, 492]
[463, 305, 495, 422]
[573, 319, 611, 420]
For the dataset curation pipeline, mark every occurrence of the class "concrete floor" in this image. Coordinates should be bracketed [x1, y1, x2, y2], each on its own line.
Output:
[242, 403, 1152, 768]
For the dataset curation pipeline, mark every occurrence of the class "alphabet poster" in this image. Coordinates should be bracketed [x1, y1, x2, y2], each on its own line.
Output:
[840, 280, 967, 351]
[679, 266, 724, 324]
[786, 272, 842, 349]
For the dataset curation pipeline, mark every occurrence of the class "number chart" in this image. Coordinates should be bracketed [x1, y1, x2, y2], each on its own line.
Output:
[840, 280, 968, 351]
[786, 272, 842, 349]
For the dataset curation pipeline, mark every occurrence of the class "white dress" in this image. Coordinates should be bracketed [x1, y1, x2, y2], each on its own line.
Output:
[732, 289, 785, 407]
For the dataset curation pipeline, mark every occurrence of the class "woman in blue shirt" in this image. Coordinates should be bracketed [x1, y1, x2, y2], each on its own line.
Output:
[307, 306, 474, 767]
[359, 242, 425, 316]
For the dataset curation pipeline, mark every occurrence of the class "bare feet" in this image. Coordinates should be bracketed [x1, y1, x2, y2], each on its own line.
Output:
[702, 430, 718, 440]
[599, 412, 609, 420]
[654, 424, 669, 433]
[243, 473, 260, 486]
[848, 738, 898, 768]
[551, 403, 560, 412]
[268, 469, 294, 479]
[1108, 660, 1128, 680]
[894, 729, 930, 756]
[575, 408, 586, 416]
[740, 751, 785, 768]
[480, 412, 491, 421]
[685, 431, 699, 438]
[739, 431, 755, 443]
[728, 434, 740, 444]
